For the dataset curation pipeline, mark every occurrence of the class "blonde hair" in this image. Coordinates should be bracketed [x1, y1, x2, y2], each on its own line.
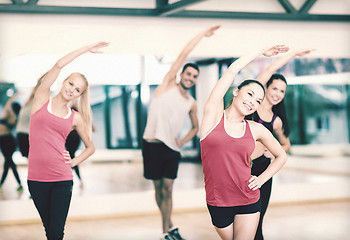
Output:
[67, 72, 93, 140]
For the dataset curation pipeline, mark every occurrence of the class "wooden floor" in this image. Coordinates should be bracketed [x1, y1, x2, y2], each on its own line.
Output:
[0, 152, 349, 240]
[0, 201, 349, 240]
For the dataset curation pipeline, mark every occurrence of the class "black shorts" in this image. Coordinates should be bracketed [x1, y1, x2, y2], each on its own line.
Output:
[142, 140, 181, 180]
[207, 199, 261, 228]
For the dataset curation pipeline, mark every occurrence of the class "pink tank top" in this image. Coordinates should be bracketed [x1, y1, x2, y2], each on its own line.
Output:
[28, 100, 75, 182]
[200, 113, 260, 207]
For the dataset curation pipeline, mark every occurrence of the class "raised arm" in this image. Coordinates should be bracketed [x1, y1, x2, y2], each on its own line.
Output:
[257, 48, 314, 86]
[200, 45, 288, 139]
[32, 42, 109, 114]
[2, 92, 19, 118]
[24, 72, 47, 107]
[160, 25, 220, 89]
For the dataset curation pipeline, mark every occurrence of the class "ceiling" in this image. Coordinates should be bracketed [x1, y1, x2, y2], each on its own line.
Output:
[0, 0, 349, 87]
[0, 0, 349, 22]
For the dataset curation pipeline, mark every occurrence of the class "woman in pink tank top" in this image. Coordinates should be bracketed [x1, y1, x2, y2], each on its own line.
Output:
[200, 45, 288, 240]
[28, 42, 108, 240]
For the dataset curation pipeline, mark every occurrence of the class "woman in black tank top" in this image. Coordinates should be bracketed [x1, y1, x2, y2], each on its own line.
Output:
[247, 48, 314, 240]
[0, 92, 23, 192]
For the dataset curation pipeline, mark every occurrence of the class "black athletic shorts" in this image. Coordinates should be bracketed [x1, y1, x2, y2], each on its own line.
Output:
[142, 140, 181, 180]
[207, 199, 261, 228]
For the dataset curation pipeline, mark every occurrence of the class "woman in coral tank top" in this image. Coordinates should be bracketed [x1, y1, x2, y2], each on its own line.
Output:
[200, 45, 288, 240]
[28, 42, 108, 240]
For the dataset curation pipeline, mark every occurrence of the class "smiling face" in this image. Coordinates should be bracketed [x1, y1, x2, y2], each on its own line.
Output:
[179, 66, 199, 90]
[60, 73, 87, 101]
[232, 82, 265, 116]
[265, 79, 287, 106]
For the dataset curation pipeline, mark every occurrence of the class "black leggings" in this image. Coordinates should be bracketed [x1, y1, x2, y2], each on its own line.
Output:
[0, 134, 22, 185]
[28, 180, 73, 240]
[251, 155, 272, 240]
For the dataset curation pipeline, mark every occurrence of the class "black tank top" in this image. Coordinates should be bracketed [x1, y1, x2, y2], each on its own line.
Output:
[246, 111, 277, 133]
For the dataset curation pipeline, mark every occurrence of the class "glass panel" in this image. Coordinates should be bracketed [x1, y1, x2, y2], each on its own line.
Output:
[285, 84, 349, 144]
[90, 85, 107, 149]
[109, 85, 138, 148]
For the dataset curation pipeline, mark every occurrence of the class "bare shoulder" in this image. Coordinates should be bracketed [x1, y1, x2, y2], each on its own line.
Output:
[31, 93, 49, 115]
[200, 109, 223, 140]
[154, 81, 176, 98]
[154, 73, 177, 97]
[248, 120, 268, 139]
[247, 120, 260, 129]
[273, 116, 283, 130]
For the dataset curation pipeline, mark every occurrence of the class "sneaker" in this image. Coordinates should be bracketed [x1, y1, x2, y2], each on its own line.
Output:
[17, 186, 23, 192]
[161, 233, 174, 240]
[168, 228, 185, 240]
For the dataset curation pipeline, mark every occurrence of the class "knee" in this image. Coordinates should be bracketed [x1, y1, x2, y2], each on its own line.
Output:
[161, 185, 173, 199]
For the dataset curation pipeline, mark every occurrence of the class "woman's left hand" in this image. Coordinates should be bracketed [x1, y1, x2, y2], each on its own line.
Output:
[263, 45, 289, 57]
[88, 41, 110, 53]
[248, 175, 263, 191]
[203, 25, 221, 37]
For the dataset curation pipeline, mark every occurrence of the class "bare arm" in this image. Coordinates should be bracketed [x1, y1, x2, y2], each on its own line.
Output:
[63, 112, 95, 167]
[257, 48, 314, 86]
[176, 101, 199, 148]
[2, 92, 19, 118]
[248, 122, 287, 190]
[155, 25, 220, 96]
[32, 42, 109, 114]
[249, 117, 290, 160]
[200, 45, 288, 139]
[273, 117, 291, 153]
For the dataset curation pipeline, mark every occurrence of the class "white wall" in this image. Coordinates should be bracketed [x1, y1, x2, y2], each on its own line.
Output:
[0, 13, 349, 86]
[0, 14, 349, 58]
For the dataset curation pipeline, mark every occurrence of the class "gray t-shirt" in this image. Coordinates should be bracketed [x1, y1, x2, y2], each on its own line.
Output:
[143, 86, 194, 152]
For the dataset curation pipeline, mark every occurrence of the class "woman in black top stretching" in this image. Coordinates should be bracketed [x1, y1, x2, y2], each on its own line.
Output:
[0, 92, 23, 192]
[247, 48, 314, 240]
